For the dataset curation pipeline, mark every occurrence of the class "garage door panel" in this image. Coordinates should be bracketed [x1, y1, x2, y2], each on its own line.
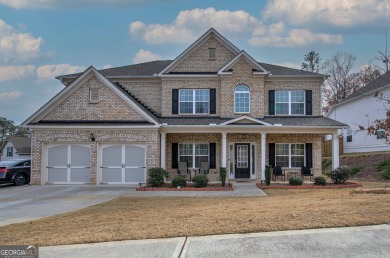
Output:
[70, 168, 90, 182]
[102, 146, 122, 166]
[102, 168, 122, 182]
[125, 145, 145, 167]
[71, 145, 90, 167]
[48, 146, 68, 167]
[125, 168, 145, 183]
[48, 168, 67, 182]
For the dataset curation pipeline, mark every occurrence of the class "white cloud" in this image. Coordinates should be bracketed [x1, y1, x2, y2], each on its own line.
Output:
[0, 90, 22, 101]
[103, 64, 113, 69]
[272, 62, 301, 70]
[36, 64, 85, 79]
[130, 7, 264, 44]
[132, 49, 162, 64]
[250, 28, 343, 47]
[0, 19, 43, 64]
[0, 65, 35, 81]
[0, 0, 174, 9]
[263, 0, 390, 28]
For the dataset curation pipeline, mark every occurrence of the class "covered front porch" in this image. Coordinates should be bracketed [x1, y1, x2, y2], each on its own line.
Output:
[159, 122, 342, 182]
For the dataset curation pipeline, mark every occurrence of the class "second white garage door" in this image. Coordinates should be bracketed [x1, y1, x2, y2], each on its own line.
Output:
[100, 144, 146, 184]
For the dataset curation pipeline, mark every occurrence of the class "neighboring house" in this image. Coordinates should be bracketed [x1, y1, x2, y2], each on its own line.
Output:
[0, 136, 31, 161]
[23, 28, 346, 185]
[326, 71, 390, 154]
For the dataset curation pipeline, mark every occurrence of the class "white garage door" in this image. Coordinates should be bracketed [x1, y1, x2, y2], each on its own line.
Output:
[47, 145, 91, 184]
[100, 144, 146, 184]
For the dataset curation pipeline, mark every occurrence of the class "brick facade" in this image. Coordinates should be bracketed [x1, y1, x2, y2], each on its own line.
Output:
[26, 29, 337, 186]
[44, 75, 146, 121]
[171, 36, 236, 73]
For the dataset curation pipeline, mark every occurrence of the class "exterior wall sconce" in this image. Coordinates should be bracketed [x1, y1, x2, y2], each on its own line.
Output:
[89, 133, 95, 142]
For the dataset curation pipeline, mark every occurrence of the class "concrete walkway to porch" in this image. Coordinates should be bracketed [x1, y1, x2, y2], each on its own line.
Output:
[126, 181, 267, 197]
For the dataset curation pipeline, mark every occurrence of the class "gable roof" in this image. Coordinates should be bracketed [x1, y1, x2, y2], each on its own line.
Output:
[23, 66, 160, 127]
[158, 28, 240, 75]
[218, 51, 268, 75]
[327, 70, 390, 115]
[219, 115, 272, 126]
[0, 136, 31, 155]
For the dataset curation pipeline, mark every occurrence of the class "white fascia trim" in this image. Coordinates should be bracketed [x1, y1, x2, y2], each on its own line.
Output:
[27, 125, 160, 129]
[267, 75, 325, 79]
[219, 115, 273, 126]
[159, 28, 240, 75]
[218, 51, 269, 75]
[158, 74, 218, 78]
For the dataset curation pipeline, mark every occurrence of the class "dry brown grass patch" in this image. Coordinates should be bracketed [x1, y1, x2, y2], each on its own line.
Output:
[1, 187, 390, 246]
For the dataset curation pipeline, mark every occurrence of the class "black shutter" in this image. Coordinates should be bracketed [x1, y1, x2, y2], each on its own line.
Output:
[210, 89, 216, 114]
[210, 143, 216, 168]
[172, 89, 179, 114]
[269, 90, 275, 115]
[172, 143, 178, 168]
[305, 90, 312, 115]
[306, 143, 313, 168]
[269, 143, 275, 167]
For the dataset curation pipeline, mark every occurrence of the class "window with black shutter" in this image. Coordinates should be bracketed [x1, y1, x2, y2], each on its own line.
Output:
[305, 143, 313, 168]
[269, 90, 275, 115]
[210, 89, 216, 114]
[305, 90, 312, 115]
[269, 143, 275, 167]
[172, 143, 178, 168]
[172, 89, 179, 114]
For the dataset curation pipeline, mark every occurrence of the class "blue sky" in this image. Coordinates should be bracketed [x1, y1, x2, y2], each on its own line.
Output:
[0, 0, 389, 124]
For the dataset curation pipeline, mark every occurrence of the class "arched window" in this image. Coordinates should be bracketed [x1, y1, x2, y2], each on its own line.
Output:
[234, 84, 250, 113]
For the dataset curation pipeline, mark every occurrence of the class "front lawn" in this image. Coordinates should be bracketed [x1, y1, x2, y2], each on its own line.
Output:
[1, 182, 389, 246]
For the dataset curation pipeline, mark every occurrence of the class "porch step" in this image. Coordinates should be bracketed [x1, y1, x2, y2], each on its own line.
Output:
[229, 179, 258, 183]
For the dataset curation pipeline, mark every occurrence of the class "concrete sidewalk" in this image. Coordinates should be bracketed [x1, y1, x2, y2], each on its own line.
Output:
[40, 224, 390, 258]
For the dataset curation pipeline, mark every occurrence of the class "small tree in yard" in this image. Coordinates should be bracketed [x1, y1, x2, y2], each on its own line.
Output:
[219, 167, 227, 187]
[265, 165, 272, 186]
[147, 167, 169, 187]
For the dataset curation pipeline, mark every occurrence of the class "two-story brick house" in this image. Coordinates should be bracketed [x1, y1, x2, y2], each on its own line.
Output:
[23, 28, 346, 185]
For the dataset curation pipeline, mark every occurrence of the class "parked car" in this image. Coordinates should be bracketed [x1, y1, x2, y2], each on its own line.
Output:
[0, 159, 31, 186]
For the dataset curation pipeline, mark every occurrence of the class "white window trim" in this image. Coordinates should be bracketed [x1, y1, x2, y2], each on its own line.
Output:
[178, 143, 209, 168]
[275, 143, 305, 168]
[208, 48, 216, 60]
[89, 89, 100, 103]
[275, 90, 305, 115]
[179, 89, 210, 115]
[234, 85, 250, 114]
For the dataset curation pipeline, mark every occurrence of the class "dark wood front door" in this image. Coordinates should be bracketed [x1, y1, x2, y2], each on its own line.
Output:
[235, 143, 250, 178]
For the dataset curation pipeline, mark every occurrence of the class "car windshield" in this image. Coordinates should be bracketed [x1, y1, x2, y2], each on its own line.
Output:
[0, 160, 23, 167]
[0, 160, 29, 167]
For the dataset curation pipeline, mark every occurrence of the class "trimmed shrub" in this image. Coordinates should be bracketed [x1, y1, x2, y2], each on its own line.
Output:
[327, 166, 351, 184]
[381, 166, 390, 179]
[171, 176, 186, 188]
[192, 174, 208, 188]
[349, 167, 360, 176]
[375, 160, 390, 179]
[265, 165, 272, 186]
[219, 167, 227, 187]
[289, 177, 303, 186]
[314, 176, 327, 186]
[147, 167, 169, 187]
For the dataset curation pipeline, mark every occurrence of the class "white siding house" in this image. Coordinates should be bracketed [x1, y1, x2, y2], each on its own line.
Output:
[0, 136, 31, 161]
[326, 71, 390, 153]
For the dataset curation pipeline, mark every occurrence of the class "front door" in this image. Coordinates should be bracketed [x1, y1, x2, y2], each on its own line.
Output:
[235, 143, 250, 178]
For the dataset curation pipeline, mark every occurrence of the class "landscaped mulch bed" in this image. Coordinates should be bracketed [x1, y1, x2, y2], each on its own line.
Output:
[136, 184, 233, 191]
[257, 182, 362, 189]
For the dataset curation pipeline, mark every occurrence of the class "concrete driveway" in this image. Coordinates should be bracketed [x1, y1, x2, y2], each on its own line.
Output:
[0, 184, 133, 226]
[0, 182, 266, 226]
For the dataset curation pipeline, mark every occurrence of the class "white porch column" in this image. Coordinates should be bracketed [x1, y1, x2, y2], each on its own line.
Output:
[221, 132, 227, 168]
[332, 132, 339, 170]
[261, 133, 266, 181]
[160, 132, 166, 169]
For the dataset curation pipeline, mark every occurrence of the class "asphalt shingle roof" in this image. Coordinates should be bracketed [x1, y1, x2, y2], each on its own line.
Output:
[2, 136, 31, 154]
[337, 70, 390, 105]
[57, 60, 324, 79]
[159, 116, 346, 127]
